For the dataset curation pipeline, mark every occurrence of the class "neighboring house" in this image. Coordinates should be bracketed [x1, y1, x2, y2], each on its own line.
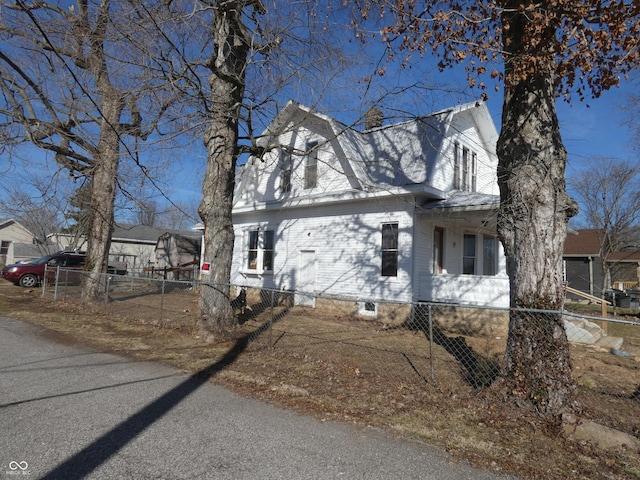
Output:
[154, 232, 201, 280]
[48, 224, 199, 275]
[0, 219, 48, 265]
[227, 100, 508, 310]
[564, 228, 640, 299]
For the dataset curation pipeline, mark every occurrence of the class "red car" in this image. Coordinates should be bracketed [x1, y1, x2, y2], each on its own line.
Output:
[1, 251, 87, 288]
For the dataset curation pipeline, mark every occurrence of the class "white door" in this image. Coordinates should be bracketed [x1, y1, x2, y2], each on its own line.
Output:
[296, 250, 316, 307]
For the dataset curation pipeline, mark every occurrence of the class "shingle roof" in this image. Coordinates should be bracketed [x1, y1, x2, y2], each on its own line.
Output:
[112, 224, 199, 243]
[563, 229, 605, 256]
[420, 192, 500, 212]
[564, 228, 640, 261]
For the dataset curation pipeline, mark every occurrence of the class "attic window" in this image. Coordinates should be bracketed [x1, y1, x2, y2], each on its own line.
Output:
[461, 147, 477, 192]
[454, 143, 477, 192]
[280, 153, 292, 193]
[305, 141, 318, 189]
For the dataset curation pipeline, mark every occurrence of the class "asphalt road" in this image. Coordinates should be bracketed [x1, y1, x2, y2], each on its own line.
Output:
[0, 315, 517, 480]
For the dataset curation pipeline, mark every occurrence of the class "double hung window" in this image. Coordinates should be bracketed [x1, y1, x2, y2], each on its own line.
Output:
[304, 141, 318, 189]
[247, 229, 274, 272]
[454, 142, 478, 192]
[381, 223, 398, 277]
[433, 227, 444, 274]
[482, 236, 497, 276]
[463, 234, 476, 274]
[280, 153, 292, 193]
[463, 234, 498, 275]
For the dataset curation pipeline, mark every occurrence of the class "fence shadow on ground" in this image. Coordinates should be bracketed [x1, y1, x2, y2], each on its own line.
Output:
[403, 313, 502, 388]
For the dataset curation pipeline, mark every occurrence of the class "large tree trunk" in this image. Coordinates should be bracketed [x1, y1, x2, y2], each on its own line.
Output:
[82, 92, 122, 301]
[496, 6, 579, 430]
[198, 1, 249, 333]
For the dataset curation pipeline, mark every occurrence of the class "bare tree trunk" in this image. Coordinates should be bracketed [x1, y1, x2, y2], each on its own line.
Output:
[198, 1, 249, 333]
[82, 91, 122, 301]
[77, 0, 124, 302]
[496, 7, 579, 430]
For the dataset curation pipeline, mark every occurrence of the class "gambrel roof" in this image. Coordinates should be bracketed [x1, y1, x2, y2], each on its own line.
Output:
[235, 100, 499, 211]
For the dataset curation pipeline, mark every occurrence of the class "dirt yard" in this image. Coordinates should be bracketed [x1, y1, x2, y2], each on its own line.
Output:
[2, 283, 639, 479]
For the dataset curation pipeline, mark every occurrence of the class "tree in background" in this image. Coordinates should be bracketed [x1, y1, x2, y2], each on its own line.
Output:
[570, 157, 640, 291]
[353, 0, 640, 428]
[0, 1, 179, 300]
[0, 174, 65, 253]
[61, 180, 93, 249]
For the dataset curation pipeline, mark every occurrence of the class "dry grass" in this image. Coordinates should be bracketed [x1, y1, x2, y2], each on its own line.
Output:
[1, 283, 639, 480]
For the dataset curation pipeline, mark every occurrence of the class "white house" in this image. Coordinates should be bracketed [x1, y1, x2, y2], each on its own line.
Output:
[0, 219, 46, 265]
[229, 100, 509, 310]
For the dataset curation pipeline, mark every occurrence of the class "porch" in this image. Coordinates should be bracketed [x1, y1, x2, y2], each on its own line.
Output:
[418, 273, 509, 308]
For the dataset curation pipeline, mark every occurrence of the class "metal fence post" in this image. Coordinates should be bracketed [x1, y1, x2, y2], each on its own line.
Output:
[160, 278, 166, 325]
[269, 288, 275, 347]
[42, 264, 47, 298]
[428, 304, 435, 381]
[105, 275, 110, 305]
[53, 266, 60, 301]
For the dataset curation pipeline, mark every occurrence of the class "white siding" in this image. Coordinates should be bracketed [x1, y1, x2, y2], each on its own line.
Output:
[236, 127, 356, 207]
[430, 113, 498, 194]
[415, 222, 509, 307]
[232, 199, 415, 302]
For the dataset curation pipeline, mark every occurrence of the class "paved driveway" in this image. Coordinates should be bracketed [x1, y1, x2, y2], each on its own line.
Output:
[0, 316, 516, 479]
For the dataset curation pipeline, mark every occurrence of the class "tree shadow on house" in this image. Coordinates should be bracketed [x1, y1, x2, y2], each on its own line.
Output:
[402, 308, 502, 388]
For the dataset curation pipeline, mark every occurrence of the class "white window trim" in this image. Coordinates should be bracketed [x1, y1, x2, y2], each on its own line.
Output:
[455, 143, 478, 193]
[381, 222, 399, 277]
[462, 233, 499, 276]
[279, 153, 292, 194]
[358, 301, 378, 317]
[304, 141, 318, 190]
[244, 227, 275, 275]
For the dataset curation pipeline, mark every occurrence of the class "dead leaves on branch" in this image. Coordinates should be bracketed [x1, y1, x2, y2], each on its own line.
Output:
[353, 0, 640, 101]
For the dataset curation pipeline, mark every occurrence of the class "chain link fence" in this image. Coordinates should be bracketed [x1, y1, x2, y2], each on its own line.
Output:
[42, 268, 640, 438]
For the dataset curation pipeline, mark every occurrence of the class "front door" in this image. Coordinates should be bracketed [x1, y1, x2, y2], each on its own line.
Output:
[296, 250, 316, 307]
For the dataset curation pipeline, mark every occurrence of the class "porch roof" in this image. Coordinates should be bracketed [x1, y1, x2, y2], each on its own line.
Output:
[417, 192, 500, 229]
[419, 192, 500, 213]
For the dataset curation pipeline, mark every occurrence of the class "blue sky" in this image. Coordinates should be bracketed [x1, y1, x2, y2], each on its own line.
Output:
[5, 67, 635, 226]
[1, 3, 638, 227]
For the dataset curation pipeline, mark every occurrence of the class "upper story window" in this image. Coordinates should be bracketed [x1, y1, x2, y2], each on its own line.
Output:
[454, 142, 477, 192]
[279, 152, 292, 194]
[381, 223, 398, 277]
[304, 141, 318, 189]
[247, 229, 274, 272]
